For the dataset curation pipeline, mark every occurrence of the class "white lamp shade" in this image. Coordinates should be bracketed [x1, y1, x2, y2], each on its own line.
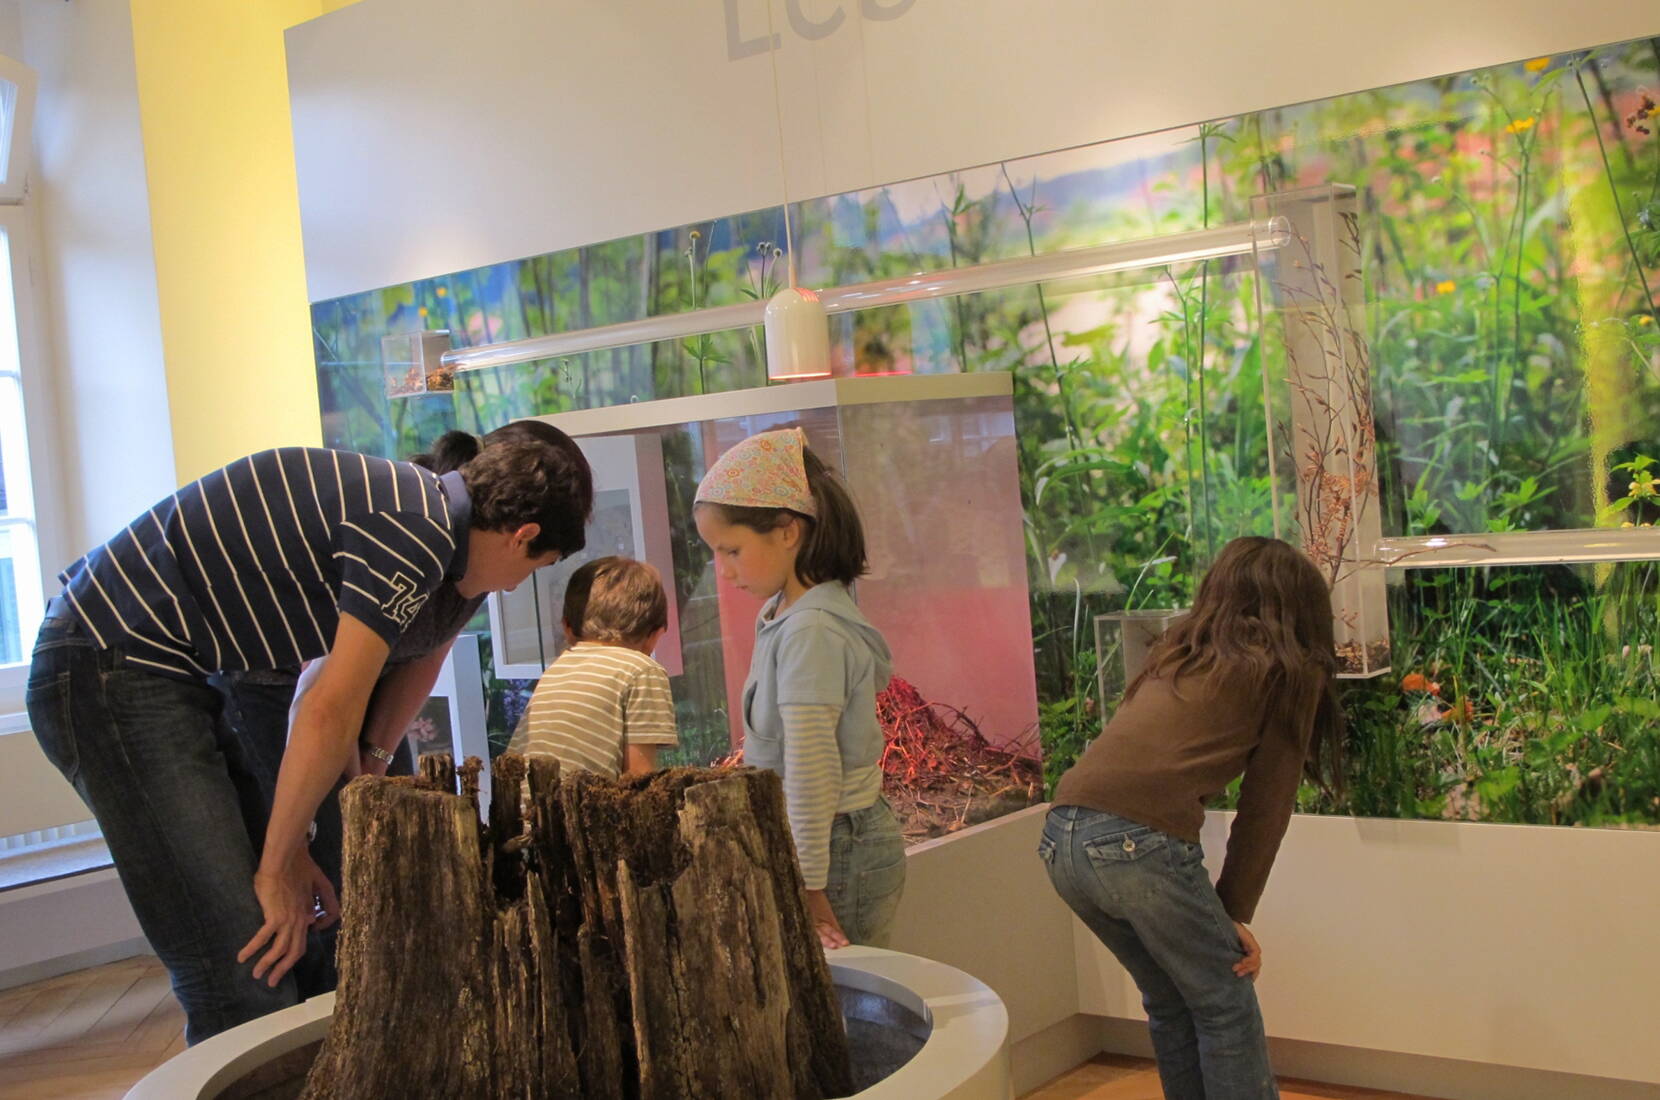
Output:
[764, 286, 832, 381]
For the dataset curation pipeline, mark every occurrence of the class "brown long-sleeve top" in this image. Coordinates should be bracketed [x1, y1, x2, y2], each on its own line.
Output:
[1051, 669, 1312, 923]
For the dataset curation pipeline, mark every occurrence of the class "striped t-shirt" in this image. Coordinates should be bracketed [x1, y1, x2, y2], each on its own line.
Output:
[508, 643, 678, 779]
[59, 448, 466, 680]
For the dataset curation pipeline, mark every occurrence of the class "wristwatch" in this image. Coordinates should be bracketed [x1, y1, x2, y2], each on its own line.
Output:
[361, 742, 396, 766]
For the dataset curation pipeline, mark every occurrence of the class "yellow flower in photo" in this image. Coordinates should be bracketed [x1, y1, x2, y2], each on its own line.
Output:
[1640, 315, 1655, 326]
[1505, 116, 1536, 134]
[1524, 57, 1550, 72]
[1435, 280, 1456, 295]
[436, 285, 448, 297]
[418, 306, 428, 318]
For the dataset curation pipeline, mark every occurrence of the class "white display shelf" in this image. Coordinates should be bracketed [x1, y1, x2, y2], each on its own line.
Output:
[529, 371, 1012, 438]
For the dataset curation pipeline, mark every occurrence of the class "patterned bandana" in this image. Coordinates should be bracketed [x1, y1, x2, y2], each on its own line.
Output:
[695, 428, 818, 517]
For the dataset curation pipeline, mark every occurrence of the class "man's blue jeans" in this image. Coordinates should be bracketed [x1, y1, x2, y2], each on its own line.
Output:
[25, 608, 298, 1044]
[1041, 804, 1278, 1099]
[214, 668, 416, 999]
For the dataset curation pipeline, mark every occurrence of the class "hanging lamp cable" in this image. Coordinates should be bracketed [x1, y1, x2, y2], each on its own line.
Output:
[762, 0, 798, 288]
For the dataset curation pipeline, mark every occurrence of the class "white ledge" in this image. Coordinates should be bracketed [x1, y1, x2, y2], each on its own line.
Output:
[1374, 528, 1660, 569]
[531, 371, 1012, 438]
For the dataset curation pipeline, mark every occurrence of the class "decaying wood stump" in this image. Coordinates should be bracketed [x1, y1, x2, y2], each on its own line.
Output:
[299, 756, 852, 1100]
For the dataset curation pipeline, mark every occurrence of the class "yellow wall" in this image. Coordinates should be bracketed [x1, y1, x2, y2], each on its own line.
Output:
[129, 0, 332, 484]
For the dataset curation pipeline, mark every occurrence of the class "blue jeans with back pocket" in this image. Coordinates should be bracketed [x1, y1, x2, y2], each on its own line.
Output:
[823, 796, 906, 947]
[1040, 804, 1277, 1099]
[24, 606, 299, 1044]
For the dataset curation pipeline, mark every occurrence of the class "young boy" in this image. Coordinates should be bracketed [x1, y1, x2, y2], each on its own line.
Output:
[510, 556, 678, 777]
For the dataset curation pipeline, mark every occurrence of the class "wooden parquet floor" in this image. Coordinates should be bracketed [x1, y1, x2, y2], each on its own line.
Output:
[1021, 1053, 1434, 1100]
[0, 956, 184, 1100]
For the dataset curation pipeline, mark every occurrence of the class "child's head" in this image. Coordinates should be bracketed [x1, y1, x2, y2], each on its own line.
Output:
[690, 429, 867, 601]
[561, 557, 669, 652]
[1136, 536, 1345, 790]
[1180, 536, 1336, 664]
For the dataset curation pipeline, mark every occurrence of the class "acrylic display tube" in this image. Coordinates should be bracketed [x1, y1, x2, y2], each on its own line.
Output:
[1375, 528, 1660, 568]
[438, 219, 1292, 375]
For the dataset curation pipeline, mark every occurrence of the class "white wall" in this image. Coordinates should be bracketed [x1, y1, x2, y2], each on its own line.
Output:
[286, 0, 1660, 301]
[889, 806, 1079, 1055]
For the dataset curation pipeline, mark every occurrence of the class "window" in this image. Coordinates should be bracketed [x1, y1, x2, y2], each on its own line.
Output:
[0, 53, 99, 883]
[0, 54, 53, 716]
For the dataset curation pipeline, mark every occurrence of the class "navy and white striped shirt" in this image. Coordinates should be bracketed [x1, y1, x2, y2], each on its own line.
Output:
[59, 448, 470, 681]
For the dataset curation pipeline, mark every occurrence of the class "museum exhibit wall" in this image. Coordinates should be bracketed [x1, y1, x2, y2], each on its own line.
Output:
[128, 0, 328, 485]
[286, 1, 1660, 1091]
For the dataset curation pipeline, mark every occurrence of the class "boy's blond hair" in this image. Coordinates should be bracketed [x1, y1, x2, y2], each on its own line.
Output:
[561, 556, 668, 646]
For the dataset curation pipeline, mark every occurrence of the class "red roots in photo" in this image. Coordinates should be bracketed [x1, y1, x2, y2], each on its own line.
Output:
[718, 676, 1043, 842]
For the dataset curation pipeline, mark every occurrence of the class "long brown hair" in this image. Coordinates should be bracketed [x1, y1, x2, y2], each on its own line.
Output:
[1128, 536, 1345, 794]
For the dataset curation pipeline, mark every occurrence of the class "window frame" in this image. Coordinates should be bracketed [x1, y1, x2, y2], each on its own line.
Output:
[0, 53, 35, 205]
[0, 54, 64, 717]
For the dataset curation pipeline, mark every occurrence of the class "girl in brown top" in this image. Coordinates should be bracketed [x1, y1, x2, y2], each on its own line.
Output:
[1044, 537, 1343, 1099]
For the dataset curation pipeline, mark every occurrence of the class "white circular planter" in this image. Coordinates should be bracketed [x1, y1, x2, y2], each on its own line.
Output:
[125, 945, 1012, 1100]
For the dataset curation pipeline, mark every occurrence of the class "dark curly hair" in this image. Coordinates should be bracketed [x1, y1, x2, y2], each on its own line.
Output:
[454, 420, 593, 557]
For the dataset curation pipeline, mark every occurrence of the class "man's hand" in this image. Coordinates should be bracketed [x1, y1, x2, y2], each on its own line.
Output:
[238, 853, 340, 987]
[1233, 921, 1262, 980]
[805, 888, 850, 950]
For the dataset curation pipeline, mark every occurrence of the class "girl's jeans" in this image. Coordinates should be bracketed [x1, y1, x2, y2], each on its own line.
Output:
[25, 604, 298, 1045]
[1041, 804, 1278, 1100]
[824, 797, 906, 946]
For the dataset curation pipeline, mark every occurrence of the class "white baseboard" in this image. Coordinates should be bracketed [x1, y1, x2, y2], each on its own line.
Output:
[1010, 1013, 1104, 1096]
[1096, 1016, 1660, 1100]
[0, 866, 148, 990]
[0, 936, 150, 992]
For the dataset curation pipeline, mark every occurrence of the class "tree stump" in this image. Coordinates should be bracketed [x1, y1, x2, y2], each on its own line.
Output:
[299, 757, 852, 1100]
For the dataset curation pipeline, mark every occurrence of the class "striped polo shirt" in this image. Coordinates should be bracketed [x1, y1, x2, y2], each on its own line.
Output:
[58, 448, 468, 680]
[508, 643, 678, 779]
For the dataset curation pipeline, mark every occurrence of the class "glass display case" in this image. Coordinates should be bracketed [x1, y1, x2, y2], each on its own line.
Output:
[1094, 609, 1189, 705]
[487, 432, 683, 680]
[381, 329, 455, 397]
[1258, 184, 1390, 678]
[490, 373, 1041, 777]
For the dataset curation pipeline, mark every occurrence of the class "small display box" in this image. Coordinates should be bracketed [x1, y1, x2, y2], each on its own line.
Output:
[1094, 609, 1189, 705]
[381, 330, 456, 398]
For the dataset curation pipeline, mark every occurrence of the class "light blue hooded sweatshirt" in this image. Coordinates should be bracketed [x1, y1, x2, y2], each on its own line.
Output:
[741, 580, 893, 815]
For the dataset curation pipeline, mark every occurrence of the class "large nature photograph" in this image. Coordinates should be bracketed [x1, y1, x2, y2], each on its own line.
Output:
[313, 36, 1660, 832]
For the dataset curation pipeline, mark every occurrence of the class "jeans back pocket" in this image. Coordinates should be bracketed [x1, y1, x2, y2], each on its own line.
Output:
[25, 671, 81, 786]
[1081, 826, 1165, 866]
